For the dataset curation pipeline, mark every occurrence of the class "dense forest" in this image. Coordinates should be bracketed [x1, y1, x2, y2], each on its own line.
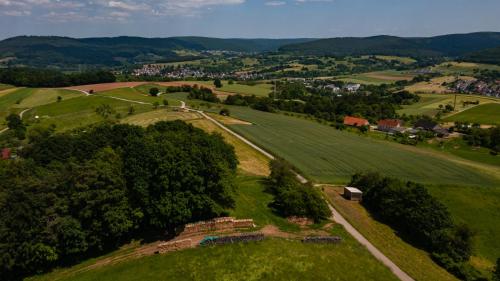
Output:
[0, 121, 238, 280]
[351, 173, 484, 281]
[0, 68, 116, 87]
[279, 32, 500, 58]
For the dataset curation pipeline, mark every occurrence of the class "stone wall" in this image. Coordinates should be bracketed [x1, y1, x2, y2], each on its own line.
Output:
[182, 217, 255, 235]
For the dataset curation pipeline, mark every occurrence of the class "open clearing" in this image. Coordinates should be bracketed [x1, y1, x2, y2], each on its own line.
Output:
[443, 103, 500, 125]
[324, 186, 457, 281]
[398, 93, 500, 116]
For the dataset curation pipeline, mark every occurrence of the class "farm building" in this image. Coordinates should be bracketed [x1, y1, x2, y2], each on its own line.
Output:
[344, 116, 369, 127]
[377, 119, 403, 132]
[345, 83, 361, 92]
[344, 187, 363, 201]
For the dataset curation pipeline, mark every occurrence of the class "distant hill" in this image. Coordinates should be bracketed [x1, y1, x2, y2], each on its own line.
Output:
[463, 46, 500, 65]
[279, 32, 500, 58]
[0, 36, 313, 69]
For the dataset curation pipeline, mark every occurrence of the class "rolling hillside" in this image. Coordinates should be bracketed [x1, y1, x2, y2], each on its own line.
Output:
[0, 36, 313, 68]
[279, 32, 500, 58]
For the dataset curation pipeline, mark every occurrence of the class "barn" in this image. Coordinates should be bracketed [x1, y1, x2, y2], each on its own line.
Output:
[344, 187, 363, 201]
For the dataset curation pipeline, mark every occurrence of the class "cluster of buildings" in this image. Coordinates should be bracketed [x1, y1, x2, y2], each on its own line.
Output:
[323, 83, 361, 93]
[453, 79, 500, 98]
[132, 64, 233, 79]
[343, 116, 450, 137]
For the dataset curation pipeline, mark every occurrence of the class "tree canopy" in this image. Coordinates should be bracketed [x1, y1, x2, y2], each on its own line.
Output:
[0, 121, 238, 280]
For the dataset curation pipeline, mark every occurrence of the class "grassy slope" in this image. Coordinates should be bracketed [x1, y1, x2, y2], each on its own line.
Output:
[24, 95, 152, 131]
[0, 88, 34, 127]
[100, 86, 183, 106]
[220, 106, 498, 186]
[30, 235, 399, 281]
[398, 93, 500, 116]
[443, 103, 500, 125]
[419, 138, 500, 167]
[324, 187, 457, 281]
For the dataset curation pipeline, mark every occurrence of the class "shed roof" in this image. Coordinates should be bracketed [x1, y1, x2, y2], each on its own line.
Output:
[345, 187, 363, 193]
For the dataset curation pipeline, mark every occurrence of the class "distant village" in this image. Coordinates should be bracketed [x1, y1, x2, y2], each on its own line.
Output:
[453, 79, 500, 98]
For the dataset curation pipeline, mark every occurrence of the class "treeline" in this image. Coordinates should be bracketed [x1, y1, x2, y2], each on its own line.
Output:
[266, 159, 330, 222]
[0, 121, 238, 280]
[453, 122, 500, 153]
[224, 83, 420, 122]
[0, 68, 116, 87]
[185, 85, 220, 103]
[351, 173, 484, 281]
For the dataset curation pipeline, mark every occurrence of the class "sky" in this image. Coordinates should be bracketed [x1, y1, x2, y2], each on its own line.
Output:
[0, 0, 499, 39]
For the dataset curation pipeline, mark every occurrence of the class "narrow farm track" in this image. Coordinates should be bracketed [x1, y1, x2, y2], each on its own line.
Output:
[192, 107, 414, 281]
[0, 108, 32, 135]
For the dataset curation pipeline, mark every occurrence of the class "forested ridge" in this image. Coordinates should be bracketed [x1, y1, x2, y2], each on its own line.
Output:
[0, 121, 238, 280]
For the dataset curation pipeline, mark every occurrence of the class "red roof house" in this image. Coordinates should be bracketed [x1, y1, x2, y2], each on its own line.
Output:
[2, 148, 11, 160]
[343, 116, 369, 127]
[377, 119, 403, 132]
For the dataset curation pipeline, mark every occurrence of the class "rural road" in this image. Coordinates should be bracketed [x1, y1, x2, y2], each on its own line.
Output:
[0, 108, 32, 135]
[193, 107, 413, 281]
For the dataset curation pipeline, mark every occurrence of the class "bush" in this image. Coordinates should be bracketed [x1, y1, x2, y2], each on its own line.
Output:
[220, 108, 230, 116]
[149, 87, 160, 96]
[267, 160, 330, 222]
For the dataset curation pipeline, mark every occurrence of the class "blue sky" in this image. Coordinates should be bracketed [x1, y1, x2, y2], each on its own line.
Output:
[0, 0, 499, 39]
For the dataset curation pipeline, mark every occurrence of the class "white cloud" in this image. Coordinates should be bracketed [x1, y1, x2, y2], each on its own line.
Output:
[266, 1, 286, 6]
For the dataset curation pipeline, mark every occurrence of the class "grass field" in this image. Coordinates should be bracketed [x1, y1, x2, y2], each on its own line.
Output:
[99, 86, 183, 106]
[213, 106, 499, 186]
[443, 103, 500, 125]
[230, 174, 297, 231]
[195, 80, 273, 97]
[24, 95, 152, 131]
[432, 62, 500, 76]
[398, 93, 500, 116]
[324, 186, 458, 281]
[30, 233, 399, 281]
[334, 70, 414, 85]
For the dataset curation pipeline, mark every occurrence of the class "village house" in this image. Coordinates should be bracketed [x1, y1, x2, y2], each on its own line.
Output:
[344, 116, 369, 127]
[414, 119, 450, 137]
[1, 148, 11, 160]
[377, 119, 403, 132]
[345, 83, 361, 92]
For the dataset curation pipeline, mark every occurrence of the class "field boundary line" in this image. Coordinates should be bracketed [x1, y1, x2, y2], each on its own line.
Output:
[192, 107, 413, 281]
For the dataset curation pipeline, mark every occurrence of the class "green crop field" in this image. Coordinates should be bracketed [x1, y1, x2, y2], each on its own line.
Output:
[218, 106, 499, 186]
[443, 103, 500, 125]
